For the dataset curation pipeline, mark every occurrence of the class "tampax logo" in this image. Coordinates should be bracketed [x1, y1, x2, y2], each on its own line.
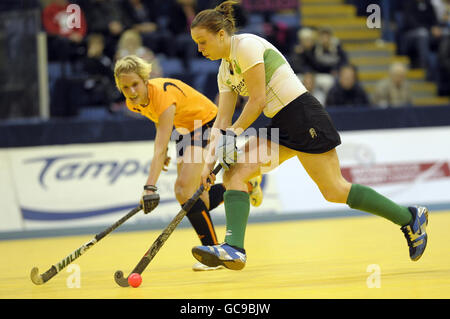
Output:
[24, 153, 151, 189]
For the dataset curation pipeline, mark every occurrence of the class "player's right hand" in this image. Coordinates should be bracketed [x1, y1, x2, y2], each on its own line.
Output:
[141, 185, 160, 214]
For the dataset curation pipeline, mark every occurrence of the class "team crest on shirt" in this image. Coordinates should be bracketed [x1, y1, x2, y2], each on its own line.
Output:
[233, 60, 242, 74]
[223, 60, 247, 95]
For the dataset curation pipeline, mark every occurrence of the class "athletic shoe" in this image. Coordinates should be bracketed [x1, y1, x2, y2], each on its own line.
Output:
[401, 206, 429, 261]
[192, 262, 224, 272]
[247, 175, 263, 207]
[192, 243, 247, 270]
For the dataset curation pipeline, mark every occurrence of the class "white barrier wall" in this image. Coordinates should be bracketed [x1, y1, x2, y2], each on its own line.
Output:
[0, 140, 282, 232]
[0, 152, 22, 232]
[1, 126, 450, 234]
[275, 126, 450, 214]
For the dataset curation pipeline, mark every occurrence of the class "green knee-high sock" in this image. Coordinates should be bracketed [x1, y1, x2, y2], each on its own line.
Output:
[223, 190, 250, 249]
[346, 184, 412, 226]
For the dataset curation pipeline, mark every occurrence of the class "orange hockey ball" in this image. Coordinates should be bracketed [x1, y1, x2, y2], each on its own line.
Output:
[128, 273, 142, 288]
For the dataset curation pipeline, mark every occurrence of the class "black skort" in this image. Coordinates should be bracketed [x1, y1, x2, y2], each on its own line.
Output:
[265, 92, 341, 154]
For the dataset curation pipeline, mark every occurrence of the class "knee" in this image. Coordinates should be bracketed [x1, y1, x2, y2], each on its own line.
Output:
[222, 170, 234, 188]
[222, 167, 246, 188]
[318, 183, 351, 204]
[222, 163, 260, 190]
[174, 177, 191, 203]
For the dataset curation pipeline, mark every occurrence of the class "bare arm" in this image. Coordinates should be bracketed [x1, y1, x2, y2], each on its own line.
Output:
[145, 104, 175, 188]
[230, 63, 266, 134]
[203, 91, 238, 168]
[214, 90, 239, 130]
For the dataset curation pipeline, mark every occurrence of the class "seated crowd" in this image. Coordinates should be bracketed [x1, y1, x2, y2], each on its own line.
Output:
[1, 0, 448, 118]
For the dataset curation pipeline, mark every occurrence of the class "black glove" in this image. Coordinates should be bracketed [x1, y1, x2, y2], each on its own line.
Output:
[141, 185, 160, 214]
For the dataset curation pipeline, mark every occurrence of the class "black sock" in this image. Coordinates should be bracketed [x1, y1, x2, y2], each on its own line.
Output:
[208, 183, 226, 211]
[185, 199, 218, 245]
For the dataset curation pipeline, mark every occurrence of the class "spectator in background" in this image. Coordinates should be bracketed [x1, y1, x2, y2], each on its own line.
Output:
[372, 62, 412, 108]
[80, 33, 118, 106]
[41, 0, 87, 62]
[49, 32, 115, 117]
[300, 72, 327, 105]
[261, 12, 290, 54]
[431, 0, 450, 35]
[290, 27, 318, 74]
[290, 28, 336, 96]
[325, 64, 370, 107]
[313, 27, 349, 76]
[120, 0, 157, 34]
[115, 29, 163, 78]
[119, 0, 171, 56]
[400, 0, 443, 69]
[437, 34, 450, 95]
[167, 0, 197, 36]
[0, 0, 39, 11]
[111, 29, 163, 115]
[84, 33, 112, 75]
[81, 0, 129, 59]
[166, 0, 200, 68]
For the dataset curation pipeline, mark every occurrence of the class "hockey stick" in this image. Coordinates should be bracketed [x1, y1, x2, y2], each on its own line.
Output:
[114, 164, 222, 287]
[30, 205, 142, 285]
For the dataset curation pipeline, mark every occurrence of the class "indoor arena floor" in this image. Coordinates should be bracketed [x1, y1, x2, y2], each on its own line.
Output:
[1, 211, 449, 299]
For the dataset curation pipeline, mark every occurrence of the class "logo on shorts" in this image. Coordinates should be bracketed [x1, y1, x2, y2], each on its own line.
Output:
[309, 128, 317, 139]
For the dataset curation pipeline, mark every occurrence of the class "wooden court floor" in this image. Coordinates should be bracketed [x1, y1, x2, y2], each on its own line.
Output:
[1, 211, 449, 299]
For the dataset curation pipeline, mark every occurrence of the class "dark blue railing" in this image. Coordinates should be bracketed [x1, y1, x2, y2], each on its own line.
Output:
[1, 104, 449, 148]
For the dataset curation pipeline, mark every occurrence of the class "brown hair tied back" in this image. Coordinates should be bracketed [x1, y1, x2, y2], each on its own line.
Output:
[191, 0, 237, 35]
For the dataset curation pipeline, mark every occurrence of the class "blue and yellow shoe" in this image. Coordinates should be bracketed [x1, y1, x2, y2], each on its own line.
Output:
[401, 206, 429, 261]
[247, 175, 263, 207]
[192, 243, 247, 270]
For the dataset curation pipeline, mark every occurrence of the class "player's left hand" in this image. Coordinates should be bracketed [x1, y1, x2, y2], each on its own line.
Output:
[162, 147, 171, 172]
[215, 129, 238, 170]
[201, 167, 216, 191]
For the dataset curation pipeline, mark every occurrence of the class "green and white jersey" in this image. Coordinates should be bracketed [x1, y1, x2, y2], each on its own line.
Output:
[218, 33, 307, 118]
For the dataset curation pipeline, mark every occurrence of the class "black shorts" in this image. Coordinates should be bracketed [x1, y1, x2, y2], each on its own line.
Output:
[265, 92, 341, 154]
[173, 118, 215, 158]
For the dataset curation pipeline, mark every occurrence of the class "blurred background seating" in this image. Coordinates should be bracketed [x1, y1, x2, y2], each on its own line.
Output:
[0, 0, 449, 121]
